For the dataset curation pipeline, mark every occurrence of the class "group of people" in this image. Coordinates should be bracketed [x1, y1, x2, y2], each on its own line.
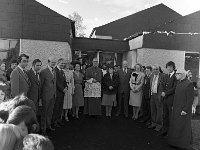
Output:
[0, 54, 198, 150]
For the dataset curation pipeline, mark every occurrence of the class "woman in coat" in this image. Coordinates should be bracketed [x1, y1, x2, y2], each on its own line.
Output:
[102, 65, 119, 117]
[129, 64, 145, 120]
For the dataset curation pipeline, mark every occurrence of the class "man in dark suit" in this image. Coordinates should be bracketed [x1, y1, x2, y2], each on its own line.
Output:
[140, 66, 152, 123]
[52, 58, 67, 127]
[159, 61, 177, 136]
[27, 59, 42, 113]
[10, 54, 30, 98]
[40, 56, 57, 135]
[116, 60, 132, 117]
[147, 65, 164, 132]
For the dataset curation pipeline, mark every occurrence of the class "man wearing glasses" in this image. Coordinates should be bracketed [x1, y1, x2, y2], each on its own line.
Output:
[10, 54, 30, 97]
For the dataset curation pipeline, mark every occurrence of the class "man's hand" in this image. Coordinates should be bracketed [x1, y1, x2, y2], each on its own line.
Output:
[109, 86, 113, 90]
[181, 111, 187, 116]
[93, 79, 97, 83]
[161, 92, 165, 97]
[63, 87, 68, 93]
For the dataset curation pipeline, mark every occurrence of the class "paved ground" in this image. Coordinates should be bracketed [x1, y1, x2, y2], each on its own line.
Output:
[47, 108, 200, 150]
[48, 109, 178, 150]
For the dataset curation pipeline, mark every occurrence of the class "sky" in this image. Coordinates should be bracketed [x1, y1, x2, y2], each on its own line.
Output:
[36, 0, 200, 37]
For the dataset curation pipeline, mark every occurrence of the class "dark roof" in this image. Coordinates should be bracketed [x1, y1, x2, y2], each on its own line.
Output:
[143, 10, 200, 52]
[91, 4, 182, 40]
[0, 0, 73, 42]
[72, 38, 129, 52]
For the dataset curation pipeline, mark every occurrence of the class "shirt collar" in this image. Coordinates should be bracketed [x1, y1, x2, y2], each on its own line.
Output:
[48, 65, 53, 72]
[169, 71, 175, 76]
[32, 68, 37, 75]
[57, 66, 62, 71]
[18, 65, 24, 72]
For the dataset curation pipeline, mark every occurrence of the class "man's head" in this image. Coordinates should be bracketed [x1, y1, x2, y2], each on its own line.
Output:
[23, 134, 54, 150]
[48, 56, 57, 69]
[92, 58, 98, 67]
[166, 61, 175, 73]
[122, 60, 128, 69]
[7, 105, 38, 136]
[32, 59, 42, 73]
[57, 58, 65, 69]
[175, 68, 187, 81]
[10, 59, 18, 69]
[18, 54, 29, 69]
[152, 65, 160, 75]
[145, 66, 152, 76]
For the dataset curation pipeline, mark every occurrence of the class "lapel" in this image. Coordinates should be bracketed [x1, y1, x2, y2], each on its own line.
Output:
[46, 67, 54, 80]
[17, 67, 29, 84]
[157, 73, 162, 87]
[30, 69, 40, 85]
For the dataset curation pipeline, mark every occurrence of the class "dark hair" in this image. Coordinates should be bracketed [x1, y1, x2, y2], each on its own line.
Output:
[159, 66, 163, 73]
[18, 54, 29, 63]
[23, 134, 54, 150]
[106, 64, 114, 70]
[7, 94, 36, 113]
[146, 66, 152, 71]
[0, 94, 36, 122]
[32, 59, 42, 66]
[57, 58, 65, 64]
[11, 59, 18, 64]
[166, 61, 175, 70]
[6, 105, 38, 133]
[74, 62, 81, 68]
[0, 110, 9, 123]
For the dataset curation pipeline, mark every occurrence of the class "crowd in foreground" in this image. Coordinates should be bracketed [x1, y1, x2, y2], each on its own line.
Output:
[0, 54, 199, 150]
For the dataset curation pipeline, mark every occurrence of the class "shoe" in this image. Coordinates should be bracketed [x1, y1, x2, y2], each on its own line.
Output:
[116, 113, 119, 116]
[53, 122, 61, 128]
[64, 115, 69, 122]
[148, 125, 156, 129]
[57, 120, 64, 126]
[75, 115, 79, 119]
[125, 114, 128, 118]
[158, 131, 168, 136]
[146, 122, 151, 126]
[154, 127, 162, 132]
[47, 127, 55, 131]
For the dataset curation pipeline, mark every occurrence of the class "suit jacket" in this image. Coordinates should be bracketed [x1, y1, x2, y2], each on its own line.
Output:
[40, 67, 56, 101]
[118, 68, 132, 93]
[150, 73, 165, 102]
[102, 72, 119, 95]
[6, 68, 13, 81]
[143, 74, 151, 99]
[162, 72, 177, 104]
[10, 66, 30, 97]
[26, 69, 40, 104]
[55, 67, 67, 98]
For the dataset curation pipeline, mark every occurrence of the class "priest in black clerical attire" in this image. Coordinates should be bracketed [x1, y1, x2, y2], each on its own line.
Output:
[84, 57, 103, 116]
[168, 68, 194, 149]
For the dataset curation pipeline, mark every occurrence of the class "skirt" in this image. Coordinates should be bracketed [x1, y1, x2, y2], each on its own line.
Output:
[102, 94, 117, 106]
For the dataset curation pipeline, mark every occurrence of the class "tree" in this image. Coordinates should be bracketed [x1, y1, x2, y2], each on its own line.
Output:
[68, 12, 86, 37]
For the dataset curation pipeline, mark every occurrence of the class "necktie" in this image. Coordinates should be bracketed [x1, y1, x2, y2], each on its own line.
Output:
[124, 68, 126, 73]
[36, 72, 40, 81]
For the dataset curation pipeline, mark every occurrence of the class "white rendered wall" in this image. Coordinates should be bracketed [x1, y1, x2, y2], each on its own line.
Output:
[20, 39, 72, 68]
[122, 50, 137, 68]
[137, 48, 185, 73]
